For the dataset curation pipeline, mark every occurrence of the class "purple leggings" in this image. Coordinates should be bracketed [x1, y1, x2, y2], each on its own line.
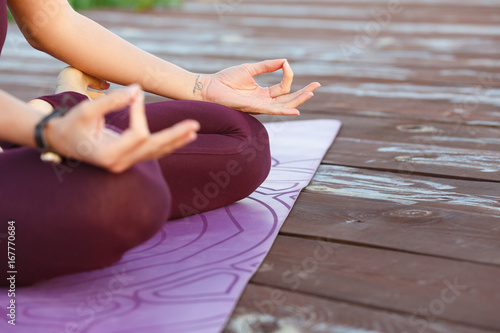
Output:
[0, 92, 271, 286]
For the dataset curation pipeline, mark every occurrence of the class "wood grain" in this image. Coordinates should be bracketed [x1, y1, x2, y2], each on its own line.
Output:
[283, 191, 500, 266]
[251, 235, 500, 331]
[259, 114, 500, 181]
[2, 0, 500, 332]
[224, 284, 492, 333]
[306, 165, 500, 216]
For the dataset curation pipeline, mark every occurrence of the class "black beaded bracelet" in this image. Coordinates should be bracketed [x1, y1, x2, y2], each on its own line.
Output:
[34, 107, 68, 164]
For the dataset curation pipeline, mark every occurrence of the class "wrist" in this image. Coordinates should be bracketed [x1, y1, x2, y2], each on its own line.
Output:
[192, 74, 211, 102]
[33, 109, 65, 163]
[27, 112, 46, 149]
[42, 117, 57, 152]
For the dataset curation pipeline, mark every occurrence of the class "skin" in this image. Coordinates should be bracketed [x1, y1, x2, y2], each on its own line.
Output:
[1, 0, 320, 172]
[27, 66, 110, 115]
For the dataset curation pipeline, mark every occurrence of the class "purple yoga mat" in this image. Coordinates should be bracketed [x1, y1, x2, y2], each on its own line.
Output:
[1, 119, 341, 333]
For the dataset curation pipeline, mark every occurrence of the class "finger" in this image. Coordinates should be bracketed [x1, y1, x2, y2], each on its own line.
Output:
[286, 82, 321, 99]
[304, 81, 321, 93]
[273, 82, 321, 105]
[149, 120, 200, 157]
[115, 120, 200, 170]
[250, 89, 316, 116]
[127, 89, 149, 135]
[247, 101, 301, 116]
[285, 92, 314, 109]
[235, 94, 300, 116]
[108, 89, 150, 156]
[269, 60, 294, 98]
[247, 59, 287, 76]
[272, 91, 314, 111]
[80, 85, 140, 119]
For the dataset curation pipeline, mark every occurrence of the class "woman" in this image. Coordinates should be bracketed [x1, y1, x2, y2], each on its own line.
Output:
[0, 0, 320, 286]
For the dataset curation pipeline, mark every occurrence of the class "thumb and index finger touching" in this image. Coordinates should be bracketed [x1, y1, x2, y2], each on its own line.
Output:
[247, 59, 321, 98]
[79, 84, 142, 119]
[76, 85, 200, 159]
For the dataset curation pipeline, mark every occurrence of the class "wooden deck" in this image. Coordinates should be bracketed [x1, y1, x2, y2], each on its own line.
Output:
[2, 0, 500, 332]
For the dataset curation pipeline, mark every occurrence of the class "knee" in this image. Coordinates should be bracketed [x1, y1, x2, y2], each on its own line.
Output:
[100, 161, 171, 252]
[2, 160, 171, 285]
[233, 114, 272, 197]
[67, 160, 171, 269]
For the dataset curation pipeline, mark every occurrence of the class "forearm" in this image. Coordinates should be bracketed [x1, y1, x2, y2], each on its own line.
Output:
[0, 90, 42, 148]
[57, 13, 201, 100]
[9, 2, 201, 101]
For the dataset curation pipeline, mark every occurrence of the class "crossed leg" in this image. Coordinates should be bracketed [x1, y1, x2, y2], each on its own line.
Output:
[0, 92, 271, 286]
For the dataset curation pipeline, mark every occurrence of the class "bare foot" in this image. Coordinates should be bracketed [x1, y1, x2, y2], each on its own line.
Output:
[55, 67, 110, 99]
[28, 67, 110, 115]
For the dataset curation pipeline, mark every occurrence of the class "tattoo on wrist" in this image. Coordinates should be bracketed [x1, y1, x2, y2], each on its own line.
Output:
[193, 75, 204, 96]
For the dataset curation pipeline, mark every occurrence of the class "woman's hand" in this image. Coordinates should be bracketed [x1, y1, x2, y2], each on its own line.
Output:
[201, 59, 320, 115]
[45, 85, 200, 173]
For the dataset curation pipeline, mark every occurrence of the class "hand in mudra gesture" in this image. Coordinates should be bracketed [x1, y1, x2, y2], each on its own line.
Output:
[201, 59, 321, 115]
[28, 68, 199, 173]
[44, 85, 200, 173]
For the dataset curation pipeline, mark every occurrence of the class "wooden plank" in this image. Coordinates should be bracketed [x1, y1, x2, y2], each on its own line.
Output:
[184, 1, 500, 25]
[278, 165, 500, 266]
[85, 8, 500, 38]
[259, 113, 500, 181]
[251, 235, 500, 331]
[325, 114, 500, 181]
[327, 138, 500, 181]
[300, 84, 500, 125]
[330, 115, 500, 152]
[306, 165, 500, 216]
[263, 0, 500, 5]
[282, 191, 500, 266]
[225, 284, 492, 333]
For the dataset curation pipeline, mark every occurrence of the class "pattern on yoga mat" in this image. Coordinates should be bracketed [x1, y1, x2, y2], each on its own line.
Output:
[0, 119, 341, 333]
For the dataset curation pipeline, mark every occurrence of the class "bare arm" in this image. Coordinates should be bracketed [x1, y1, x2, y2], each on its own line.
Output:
[8, 0, 200, 101]
[8, 0, 320, 115]
[0, 87, 200, 173]
[0, 90, 44, 148]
